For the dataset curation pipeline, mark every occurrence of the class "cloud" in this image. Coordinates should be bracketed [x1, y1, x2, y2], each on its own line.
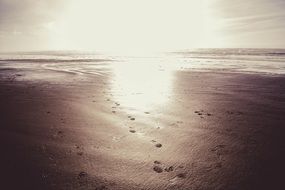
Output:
[208, 0, 285, 47]
[0, 0, 68, 51]
[0, 0, 65, 32]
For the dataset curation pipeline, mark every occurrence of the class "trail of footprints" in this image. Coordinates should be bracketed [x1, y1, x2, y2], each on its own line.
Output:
[105, 99, 226, 178]
[48, 100, 226, 183]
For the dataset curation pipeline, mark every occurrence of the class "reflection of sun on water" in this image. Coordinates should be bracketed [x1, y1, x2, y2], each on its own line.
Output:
[111, 58, 173, 111]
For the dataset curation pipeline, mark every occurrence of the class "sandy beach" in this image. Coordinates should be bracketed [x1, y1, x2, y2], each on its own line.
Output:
[1, 53, 285, 190]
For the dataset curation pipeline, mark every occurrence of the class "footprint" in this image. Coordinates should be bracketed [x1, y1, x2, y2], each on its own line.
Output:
[78, 171, 87, 179]
[165, 166, 174, 172]
[153, 166, 163, 173]
[77, 152, 84, 156]
[144, 112, 150, 114]
[195, 110, 212, 117]
[129, 130, 136, 133]
[169, 172, 188, 185]
[155, 143, 162, 148]
[112, 111, 116, 113]
[154, 160, 161, 164]
[153, 161, 174, 173]
[60, 118, 65, 123]
[130, 117, 135, 121]
[176, 173, 187, 179]
[58, 131, 63, 135]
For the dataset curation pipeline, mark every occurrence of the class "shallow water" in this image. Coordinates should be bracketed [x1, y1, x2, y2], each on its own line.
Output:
[1, 49, 285, 111]
[1, 48, 285, 75]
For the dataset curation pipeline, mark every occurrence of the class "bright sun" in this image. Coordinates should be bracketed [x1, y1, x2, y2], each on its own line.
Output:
[50, 0, 222, 52]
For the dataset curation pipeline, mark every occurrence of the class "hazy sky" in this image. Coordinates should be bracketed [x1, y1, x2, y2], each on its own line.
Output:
[0, 0, 284, 52]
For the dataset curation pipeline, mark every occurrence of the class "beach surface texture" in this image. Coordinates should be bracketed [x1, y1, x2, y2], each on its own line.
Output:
[0, 49, 285, 190]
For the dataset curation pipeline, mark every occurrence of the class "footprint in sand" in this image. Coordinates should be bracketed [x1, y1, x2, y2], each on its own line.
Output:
[78, 171, 87, 179]
[129, 130, 136, 133]
[176, 173, 187, 178]
[165, 166, 174, 172]
[150, 140, 162, 148]
[75, 145, 84, 156]
[130, 117, 135, 121]
[154, 160, 161, 164]
[144, 111, 150, 114]
[153, 166, 163, 173]
[60, 118, 65, 123]
[153, 160, 174, 173]
[77, 152, 84, 156]
[155, 143, 162, 148]
[195, 110, 212, 118]
[112, 111, 116, 113]
[169, 173, 188, 186]
[153, 161, 163, 173]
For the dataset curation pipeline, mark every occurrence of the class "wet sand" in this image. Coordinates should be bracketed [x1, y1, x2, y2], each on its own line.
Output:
[1, 64, 285, 189]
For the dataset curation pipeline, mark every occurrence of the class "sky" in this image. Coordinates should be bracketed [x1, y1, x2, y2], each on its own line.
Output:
[0, 0, 285, 52]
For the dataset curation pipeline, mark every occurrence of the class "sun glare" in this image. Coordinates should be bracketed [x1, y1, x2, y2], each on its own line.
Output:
[111, 57, 173, 111]
[49, 0, 221, 52]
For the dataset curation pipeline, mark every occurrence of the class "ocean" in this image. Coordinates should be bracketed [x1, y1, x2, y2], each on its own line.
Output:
[1, 49, 285, 77]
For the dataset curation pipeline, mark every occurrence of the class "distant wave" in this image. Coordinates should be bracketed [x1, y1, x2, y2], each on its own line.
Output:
[1, 49, 285, 75]
[173, 48, 285, 57]
[0, 58, 112, 63]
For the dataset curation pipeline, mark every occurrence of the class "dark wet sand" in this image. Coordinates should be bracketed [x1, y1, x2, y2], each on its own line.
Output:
[0, 70, 285, 190]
